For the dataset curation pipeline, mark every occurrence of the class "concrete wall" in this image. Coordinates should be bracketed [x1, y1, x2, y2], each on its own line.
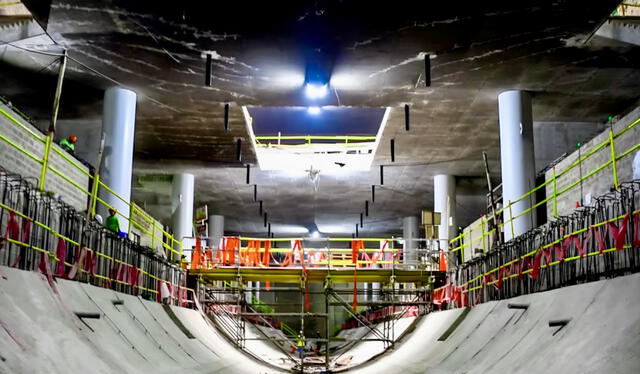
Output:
[533, 121, 607, 173]
[0, 266, 285, 374]
[129, 202, 166, 255]
[1, 266, 638, 373]
[545, 106, 640, 218]
[0, 102, 89, 211]
[350, 273, 640, 374]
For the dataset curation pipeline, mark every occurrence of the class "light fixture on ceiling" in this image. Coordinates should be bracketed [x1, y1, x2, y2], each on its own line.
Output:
[307, 106, 321, 115]
[304, 83, 328, 99]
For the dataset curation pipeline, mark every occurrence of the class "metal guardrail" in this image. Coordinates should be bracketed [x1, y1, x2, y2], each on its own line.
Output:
[0, 100, 183, 258]
[0, 168, 188, 302]
[437, 180, 640, 306]
[450, 116, 640, 259]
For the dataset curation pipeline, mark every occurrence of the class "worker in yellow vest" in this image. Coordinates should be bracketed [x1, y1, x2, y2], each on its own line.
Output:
[296, 331, 305, 359]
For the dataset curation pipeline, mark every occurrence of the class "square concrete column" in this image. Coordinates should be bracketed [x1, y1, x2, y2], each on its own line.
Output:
[498, 90, 536, 241]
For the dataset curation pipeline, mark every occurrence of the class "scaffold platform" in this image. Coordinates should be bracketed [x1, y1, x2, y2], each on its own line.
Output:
[189, 267, 445, 284]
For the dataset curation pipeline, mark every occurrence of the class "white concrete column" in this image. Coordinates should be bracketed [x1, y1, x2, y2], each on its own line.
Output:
[98, 87, 137, 221]
[498, 90, 536, 241]
[434, 174, 456, 250]
[403, 216, 419, 265]
[208, 214, 224, 248]
[172, 173, 195, 244]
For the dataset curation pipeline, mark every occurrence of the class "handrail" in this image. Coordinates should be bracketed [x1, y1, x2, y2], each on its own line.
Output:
[255, 135, 376, 142]
[450, 115, 640, 253]
[0, 100, 183, 258]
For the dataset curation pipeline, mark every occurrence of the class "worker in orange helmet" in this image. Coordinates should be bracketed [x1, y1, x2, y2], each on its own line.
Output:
[60, 135, 78, 154]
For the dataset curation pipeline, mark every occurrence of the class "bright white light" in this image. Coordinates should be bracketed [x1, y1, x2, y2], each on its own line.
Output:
[330, 73, 358, 89]
[273, 72, 305, 88]
[307, 106, 321, 115]
[304, 83, 328, 99]
[311, 231, 321, 238]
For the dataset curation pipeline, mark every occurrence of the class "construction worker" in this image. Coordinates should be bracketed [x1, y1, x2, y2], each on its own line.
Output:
[296, 331, 305, 359]
[105, 208, 120, 234]
[59, 135, 77, 153]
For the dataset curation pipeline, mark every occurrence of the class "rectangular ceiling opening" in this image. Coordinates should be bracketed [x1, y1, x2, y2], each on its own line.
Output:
[243, 106, 390, 172]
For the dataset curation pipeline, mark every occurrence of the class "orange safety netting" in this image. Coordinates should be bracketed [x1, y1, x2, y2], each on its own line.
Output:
[216, 236, 239, 266]
[241, 240, 272, 267]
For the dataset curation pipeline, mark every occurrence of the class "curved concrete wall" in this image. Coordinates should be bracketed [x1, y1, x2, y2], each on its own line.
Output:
[0, 266, 285, 374]
[1, 265, 638, 373]
[350, 273, 640, 374]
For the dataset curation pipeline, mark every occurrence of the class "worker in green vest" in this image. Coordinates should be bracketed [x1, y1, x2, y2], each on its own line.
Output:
[105, 208, 120, 234]
[59, 135, 77, 153]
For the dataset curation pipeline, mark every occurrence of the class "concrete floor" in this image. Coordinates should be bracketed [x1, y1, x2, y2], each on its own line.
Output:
[1, 265, 638, 373]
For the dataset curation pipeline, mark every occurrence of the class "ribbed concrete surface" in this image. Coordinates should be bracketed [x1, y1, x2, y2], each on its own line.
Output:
[1, 265, 638, 373]
[349, 273, 640, 374]
[0, 266, 285, 374]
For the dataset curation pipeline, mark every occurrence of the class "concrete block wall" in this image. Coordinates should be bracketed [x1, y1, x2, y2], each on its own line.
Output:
[545, 106, 640, 218]
[129, 202, 166, 255]
[0, 102, 89, 211]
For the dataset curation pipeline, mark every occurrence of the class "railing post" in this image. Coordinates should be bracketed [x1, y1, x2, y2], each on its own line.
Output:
[151, 220, 156, 250]
[39, 50, 67, 191]
[89, 173, 100, 219]
[552, 166, 558, 218]
[508, 200, 515, 240]
[608, 128, 619, 190]
[38, 135, 52, 190]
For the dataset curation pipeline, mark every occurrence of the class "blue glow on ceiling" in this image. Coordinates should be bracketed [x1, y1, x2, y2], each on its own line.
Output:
[248, 106, 386, 136]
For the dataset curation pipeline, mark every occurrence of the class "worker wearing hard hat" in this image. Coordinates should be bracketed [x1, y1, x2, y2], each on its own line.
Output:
[60, 135, 78, 153]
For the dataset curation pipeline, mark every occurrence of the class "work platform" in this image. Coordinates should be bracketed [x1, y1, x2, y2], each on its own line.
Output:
[189, 267, 444, 285]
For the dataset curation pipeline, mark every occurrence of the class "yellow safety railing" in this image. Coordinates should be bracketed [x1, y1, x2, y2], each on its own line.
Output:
[185, 236, 448, 270]
[0, 103, 183, 258]
[255, 135, 376, 143]
[450, 116, 640, 255]
[0, 200, 171, 295]
[459, 209, 639, 293]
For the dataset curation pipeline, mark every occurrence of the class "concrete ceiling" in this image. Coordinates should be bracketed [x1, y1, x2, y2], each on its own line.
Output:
[1, 0, 639, 236]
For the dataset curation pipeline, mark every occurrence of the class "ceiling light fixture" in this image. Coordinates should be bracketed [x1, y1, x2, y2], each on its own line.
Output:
[304, 83, 328, 99]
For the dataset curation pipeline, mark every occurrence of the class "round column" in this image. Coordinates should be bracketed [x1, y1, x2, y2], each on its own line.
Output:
[498, 90, 536, 241]
[434, 174, 456, 251]
[208, 214, 225, 248]
[172, 173, 195, 250]
[403, 216, 419, 265]
[98, 87, 137, 221]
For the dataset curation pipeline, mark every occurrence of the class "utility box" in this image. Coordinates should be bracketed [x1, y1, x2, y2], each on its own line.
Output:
[421, 210, 441, 225]
[423, 224, 438, 239]
[422, 210, 441, 239]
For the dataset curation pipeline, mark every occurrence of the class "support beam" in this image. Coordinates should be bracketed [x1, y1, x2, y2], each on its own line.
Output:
[498, 90, 536, 240]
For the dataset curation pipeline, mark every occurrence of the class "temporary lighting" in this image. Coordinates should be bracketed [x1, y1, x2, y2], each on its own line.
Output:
[424, 53, 431, 87]
[205, 53, 212, 86]
[224, 103, 229, 131]
[307, 106, 321, 115]
[311, 230, 321, 238]
[304, 83, 328, 99]
[405, 104, 410, 131]
[390, 138, 395, 162]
